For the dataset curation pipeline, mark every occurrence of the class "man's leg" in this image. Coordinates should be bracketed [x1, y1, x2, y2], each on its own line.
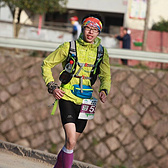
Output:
[54, 148, 63, 168]
[121, 59, 128, 65]
[54, 123, 79, 168]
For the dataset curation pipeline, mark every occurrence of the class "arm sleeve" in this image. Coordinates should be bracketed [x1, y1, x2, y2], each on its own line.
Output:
[116, 35, 123, 41]
[98, 47, 111, 94]
[41, 42, 69, 85]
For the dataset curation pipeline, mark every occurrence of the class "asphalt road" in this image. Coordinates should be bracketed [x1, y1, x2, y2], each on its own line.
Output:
[0, 150, 53, 168]
[0, 140, 100, 168]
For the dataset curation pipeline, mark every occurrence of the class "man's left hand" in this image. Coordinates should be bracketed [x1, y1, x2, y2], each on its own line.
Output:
[99, 91, 107, 103]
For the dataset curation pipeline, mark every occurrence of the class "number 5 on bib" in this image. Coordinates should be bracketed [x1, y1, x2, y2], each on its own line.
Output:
[78, 97, 98, 120]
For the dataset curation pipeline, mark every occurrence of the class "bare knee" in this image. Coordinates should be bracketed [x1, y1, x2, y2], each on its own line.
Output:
[66, 137, 76, 149]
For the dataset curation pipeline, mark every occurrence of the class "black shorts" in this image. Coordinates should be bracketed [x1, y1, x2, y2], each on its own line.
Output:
[59, 99, 87, 133]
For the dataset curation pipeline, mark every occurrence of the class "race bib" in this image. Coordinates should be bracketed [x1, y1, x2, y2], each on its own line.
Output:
[78, 97, 98, 120]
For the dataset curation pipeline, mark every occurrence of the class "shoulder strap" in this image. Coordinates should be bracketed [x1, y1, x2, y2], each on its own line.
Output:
[69, 40, 76, 57]
[65, 40, 78, 67]
[90, 44, 104, 85]
[59, 41, 77, 84]
[66, 40, 77, 73]
[67, 41, 77, 73]
[97, 44, 104, 61]
[94, 44, 104, 74]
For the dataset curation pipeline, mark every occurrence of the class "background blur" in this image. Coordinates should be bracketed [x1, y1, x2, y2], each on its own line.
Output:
[0, 0, 168, 168]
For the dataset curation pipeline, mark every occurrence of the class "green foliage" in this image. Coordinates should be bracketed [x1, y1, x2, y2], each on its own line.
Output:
[113, 165, 127, 168]
[132, 63, 149, 70]
[30, 51, 40, 57]
[113, 165, 145, 168]
[92, 137, 99, 146]
[151, 17, 168, 32]
[96, 160, 104, 167]
[1, 0, 67, 15]
[49, 143, 57, 154]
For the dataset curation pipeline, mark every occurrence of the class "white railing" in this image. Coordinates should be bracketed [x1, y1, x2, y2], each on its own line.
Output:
[0, 37, 168, 63]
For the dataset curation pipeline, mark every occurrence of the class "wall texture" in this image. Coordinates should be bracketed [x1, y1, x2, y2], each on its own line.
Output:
[118, 27, 168, 69]
[0, 22, 118, 49]
[0, 48, 168, 168]
[126, 0, 168, 30]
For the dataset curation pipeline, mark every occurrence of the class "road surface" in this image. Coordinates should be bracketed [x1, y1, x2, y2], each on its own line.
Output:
[0, 140, 100, 168]
[0, 149, 52, 168]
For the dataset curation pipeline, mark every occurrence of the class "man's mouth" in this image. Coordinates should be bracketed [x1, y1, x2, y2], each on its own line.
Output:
[87, 35, 93, 40]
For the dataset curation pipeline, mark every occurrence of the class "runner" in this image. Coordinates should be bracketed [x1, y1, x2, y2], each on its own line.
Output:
[70, 16, 81, 40]
[41, 13, 111, 168]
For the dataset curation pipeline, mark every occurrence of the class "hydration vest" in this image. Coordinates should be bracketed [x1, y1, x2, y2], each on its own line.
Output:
[59, 41, 104, 86]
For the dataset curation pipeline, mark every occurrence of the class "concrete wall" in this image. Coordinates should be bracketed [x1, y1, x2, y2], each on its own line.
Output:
[125, 0, 168, 30]
[0, 3, 32, 24]
[0, 48, 168, 168]
[0, 22, 118, 49]
[67, 0, 127, 13]
[0, 2, 13, 22]
[129, 29, 168, 53]
[1, 0, 168, 31]
[116, 27, 168, 68]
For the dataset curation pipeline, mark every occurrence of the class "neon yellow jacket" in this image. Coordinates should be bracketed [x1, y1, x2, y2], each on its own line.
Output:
[41, 35, 111, 105]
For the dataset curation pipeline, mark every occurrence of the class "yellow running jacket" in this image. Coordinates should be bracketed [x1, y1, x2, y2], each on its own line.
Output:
[41, 35, 111, 105]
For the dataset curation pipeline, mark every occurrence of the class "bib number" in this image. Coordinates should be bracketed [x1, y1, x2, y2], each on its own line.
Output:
[78, 97, 98, 120]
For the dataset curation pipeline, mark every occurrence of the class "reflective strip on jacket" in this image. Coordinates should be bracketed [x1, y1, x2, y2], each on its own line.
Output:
[41, 34, 111, 105]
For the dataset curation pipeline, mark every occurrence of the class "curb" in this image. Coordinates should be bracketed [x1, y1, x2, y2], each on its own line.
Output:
[0, 140, 100, 168]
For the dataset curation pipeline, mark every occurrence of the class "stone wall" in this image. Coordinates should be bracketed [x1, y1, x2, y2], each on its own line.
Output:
[0, 48, 168, 168]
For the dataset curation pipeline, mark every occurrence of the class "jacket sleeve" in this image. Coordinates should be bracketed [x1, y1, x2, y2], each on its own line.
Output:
[116, 35, 123, 41]
[98, 47, 111, 94]
[41, 42, 69, 85]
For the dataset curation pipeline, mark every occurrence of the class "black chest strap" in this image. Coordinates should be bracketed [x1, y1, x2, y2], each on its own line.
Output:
[90, 44, 104, 85]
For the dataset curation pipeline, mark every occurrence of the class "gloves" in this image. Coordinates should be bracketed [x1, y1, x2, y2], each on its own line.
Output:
[47, 81, 59, 94]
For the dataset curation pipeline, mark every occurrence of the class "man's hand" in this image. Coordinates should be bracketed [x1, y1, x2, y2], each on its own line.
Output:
[99, 91, 107, 103]
[53, 88, 65, 99]
[109, 34, 116, 38]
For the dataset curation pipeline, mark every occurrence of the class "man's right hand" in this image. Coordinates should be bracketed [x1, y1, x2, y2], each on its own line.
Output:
[53, 88, 65, 99]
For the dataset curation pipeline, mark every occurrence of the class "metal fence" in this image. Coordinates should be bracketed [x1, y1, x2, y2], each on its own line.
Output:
[0, 37, 168, 63]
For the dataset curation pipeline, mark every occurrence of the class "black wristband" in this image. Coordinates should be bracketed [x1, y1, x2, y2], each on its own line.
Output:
[47, 82, 59, 94]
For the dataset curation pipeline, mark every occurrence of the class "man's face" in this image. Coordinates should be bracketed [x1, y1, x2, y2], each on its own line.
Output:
[123, 29, 127, 35]
[71, 21, 75, 25]
[83, 26, 99, 44]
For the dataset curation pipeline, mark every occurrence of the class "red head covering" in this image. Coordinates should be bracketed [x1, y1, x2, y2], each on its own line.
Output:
[70, 16, 78, 21]
[82, 17, 102, 32]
